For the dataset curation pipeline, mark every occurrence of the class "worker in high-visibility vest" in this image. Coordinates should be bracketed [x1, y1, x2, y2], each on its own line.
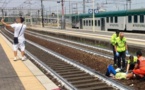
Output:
[110, 31, 120, 66]
[126, 55, 137, 73]
[115, 32, 128, 69]
[127, 51, 145, 79]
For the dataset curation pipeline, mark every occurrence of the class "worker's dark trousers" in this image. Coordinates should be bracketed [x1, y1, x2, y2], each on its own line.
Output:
[117, 51, 126, 68]
[112, 45, 117, 65]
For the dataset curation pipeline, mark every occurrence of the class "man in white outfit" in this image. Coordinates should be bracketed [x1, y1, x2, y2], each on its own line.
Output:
[1, 17, 27, 61]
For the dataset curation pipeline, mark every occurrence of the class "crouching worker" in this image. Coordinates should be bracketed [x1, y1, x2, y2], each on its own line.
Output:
[126, 55, 137, 73]
[106, 64, 127, 79]
[127, 51, 145, 79]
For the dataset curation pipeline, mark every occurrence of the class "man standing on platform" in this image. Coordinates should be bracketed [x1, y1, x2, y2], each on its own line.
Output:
[115, 32, 128, 70]
[110, 31, 120, 66]
[1, 17, 27, 61]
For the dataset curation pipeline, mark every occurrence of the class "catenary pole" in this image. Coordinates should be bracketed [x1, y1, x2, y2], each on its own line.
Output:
[57, 1, 60, 28]
[41, 0, 44, 27]
[61, 0, 65, 29]
[92, 0, 95, 32]
[83, 0, 86, 13]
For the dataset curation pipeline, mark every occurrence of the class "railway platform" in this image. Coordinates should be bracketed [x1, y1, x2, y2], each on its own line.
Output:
[27, 26, 145, 45]
[0, 34, 59, 90]
[27, 26, 145, 56]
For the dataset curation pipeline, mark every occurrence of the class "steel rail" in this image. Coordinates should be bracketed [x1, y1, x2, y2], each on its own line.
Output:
[26, 32, 113, 59]
[26, 30, 112, 53]
[4, 28, 113, 59]
[2, 29, 133, 90]
[0, 31, 77, 90]
[26, 30, 130, 57]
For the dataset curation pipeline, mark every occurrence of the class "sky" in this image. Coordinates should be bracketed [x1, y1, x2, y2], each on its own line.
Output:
[0, 0, 145, 15]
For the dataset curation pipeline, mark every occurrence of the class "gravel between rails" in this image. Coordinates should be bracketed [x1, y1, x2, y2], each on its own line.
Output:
[2, 29, 145, 90]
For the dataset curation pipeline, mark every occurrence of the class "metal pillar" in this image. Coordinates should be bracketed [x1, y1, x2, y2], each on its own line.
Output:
[129, 0, 131, 10]
[69, 0, 71, 14]
[30, 17, 33, 26]
[76, 3, 78, 14]
[126, 0, 128, 10]
[1, 9, 4, 18]
[92, 0, 95, 32]
[38, 10, 40, 24]
[61, 0, 65, 29]
[41, 0, 44, 27]
[69, 0, 72, 25]
[57, 1, 60, 28]
[83, 0, 85, 13]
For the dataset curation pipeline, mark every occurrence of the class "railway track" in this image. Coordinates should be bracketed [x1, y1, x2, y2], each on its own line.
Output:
[27, 28, 145, 57]
[25, 30, 113, 59]
[25, 30, 132, 59]
[0, 29, 133, 90]
[28, 28, 145, 56]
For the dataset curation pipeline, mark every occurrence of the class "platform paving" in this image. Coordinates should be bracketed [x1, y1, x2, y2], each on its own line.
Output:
[0, 34, 46, 90]
[0, 44, 25, 90]
[0, 33, 59, 90]
[27, 26, 145, 48]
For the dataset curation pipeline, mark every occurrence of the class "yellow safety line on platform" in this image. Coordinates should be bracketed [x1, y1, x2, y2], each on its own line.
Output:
[0, 36, 45, 90]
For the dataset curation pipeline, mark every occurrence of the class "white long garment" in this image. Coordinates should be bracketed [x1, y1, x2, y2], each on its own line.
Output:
[10, 23, 26, 41]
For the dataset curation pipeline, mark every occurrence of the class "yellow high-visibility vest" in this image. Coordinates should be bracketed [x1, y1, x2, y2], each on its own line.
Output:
[116, 37, 126, 52]
[127, 56, 137, 64]
[110, 33, 118, 46]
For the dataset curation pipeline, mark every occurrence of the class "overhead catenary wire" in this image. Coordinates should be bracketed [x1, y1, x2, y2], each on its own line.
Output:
[0, 0, 145, 16]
